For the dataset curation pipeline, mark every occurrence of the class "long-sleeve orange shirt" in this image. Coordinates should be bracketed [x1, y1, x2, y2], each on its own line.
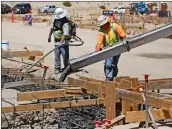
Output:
[96, 23, 126, 51]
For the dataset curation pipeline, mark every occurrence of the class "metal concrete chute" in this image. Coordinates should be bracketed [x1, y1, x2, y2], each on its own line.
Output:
[59, 22, 172, 82]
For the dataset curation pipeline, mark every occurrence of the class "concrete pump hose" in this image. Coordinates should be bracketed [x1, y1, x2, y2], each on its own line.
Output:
[25, 35, 84, 73]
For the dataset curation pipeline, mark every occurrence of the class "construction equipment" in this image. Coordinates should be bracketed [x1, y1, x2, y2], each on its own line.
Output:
[130, 2, 148, 14]
[59, 22, 172, 82]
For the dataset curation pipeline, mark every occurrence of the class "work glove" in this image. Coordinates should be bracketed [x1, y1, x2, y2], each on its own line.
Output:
[119, 36, 125, 40]
[55, 40, 67, 47]
[95, 47, 102, 52]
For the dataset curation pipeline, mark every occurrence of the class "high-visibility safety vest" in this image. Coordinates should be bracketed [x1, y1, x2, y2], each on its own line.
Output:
[53, 22, 71, 42]
[99, 23, 119, 47]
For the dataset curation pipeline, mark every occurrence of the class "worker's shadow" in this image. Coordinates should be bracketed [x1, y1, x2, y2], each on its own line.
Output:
[74, 69, 88, 73]
[136, 53, 172, 59]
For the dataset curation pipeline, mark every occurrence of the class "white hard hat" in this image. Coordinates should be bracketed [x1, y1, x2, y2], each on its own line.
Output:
[53, 8, 68, 20]
[97, 15, 109, 27]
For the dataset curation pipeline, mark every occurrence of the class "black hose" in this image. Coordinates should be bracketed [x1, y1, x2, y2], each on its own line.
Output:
[25, 35, 84, 73]
[69, 35, 84, 46]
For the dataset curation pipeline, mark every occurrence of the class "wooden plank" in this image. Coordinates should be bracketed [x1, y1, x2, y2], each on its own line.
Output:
[139, 78, 172, 90]
[105, 83, 116, 120]
[119, 78, 139, 112]
[122, 99, 131, 114]
[114, 76, 130, 82]
[128, 78, 139, 111]
[118, 78, 139, 89]
[66, 88, 96, 95]
[106, 115, 125, 128]
[2, 51, 43, 58]
[67, 77, 100, 92]
[119, 79, 133, 89]
[77, 76, 107, 97]
[126, 109, 172, 123]
[17, 89, 66, 101]
[139, 78, 172, 82]
[78, 76, 104, 83]
[17, 88, 97, 101]
[116, 88, 172, 111]
[2, 98, 105, 113]
[78, 75, 116, 88]
[166, 97, 172, 100]
[98, 83, 103, 98]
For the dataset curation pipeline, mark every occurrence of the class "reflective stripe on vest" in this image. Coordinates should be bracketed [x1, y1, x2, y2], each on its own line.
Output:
[99, 24, 119, 47]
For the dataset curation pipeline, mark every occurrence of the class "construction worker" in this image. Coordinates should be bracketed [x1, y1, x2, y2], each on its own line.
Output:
[96, 15, 126, 81]
[48, 8, 70, 74]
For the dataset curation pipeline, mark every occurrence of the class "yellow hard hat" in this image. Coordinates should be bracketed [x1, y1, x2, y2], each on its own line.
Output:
[97, 15, 109, 27]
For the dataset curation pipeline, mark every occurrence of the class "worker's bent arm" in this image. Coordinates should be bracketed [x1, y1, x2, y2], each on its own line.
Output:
[114, 23, 126, 38]
[49, 28, 53, 37]
[61, 23, 70, 42]
[96, 32, 104, 51]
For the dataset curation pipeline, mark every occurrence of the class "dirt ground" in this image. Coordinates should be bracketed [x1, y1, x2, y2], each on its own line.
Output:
[2, 21, 172, 81]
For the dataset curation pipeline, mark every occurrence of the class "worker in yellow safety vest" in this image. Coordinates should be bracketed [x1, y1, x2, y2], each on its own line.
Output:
[96, 15, 126, 81]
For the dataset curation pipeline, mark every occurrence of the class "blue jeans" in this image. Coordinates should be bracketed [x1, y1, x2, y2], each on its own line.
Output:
[104, 55, 121, 81]
[54, 45, 69, 70]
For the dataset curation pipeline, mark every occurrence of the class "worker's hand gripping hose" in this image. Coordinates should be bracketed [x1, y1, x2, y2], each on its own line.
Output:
[121, 38, 130, 52]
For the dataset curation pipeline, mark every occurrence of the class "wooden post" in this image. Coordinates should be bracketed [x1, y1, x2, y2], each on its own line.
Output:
[115, 76, 131, 114]
[98, 83, 103, 98]
[105, 82, 116, 120]
[129, 78, 139, 111]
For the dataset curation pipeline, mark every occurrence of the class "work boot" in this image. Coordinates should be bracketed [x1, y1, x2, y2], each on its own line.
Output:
[105, 77, 113, 81]
[50, 73, 61, 81]
[54, 68, 61, 74]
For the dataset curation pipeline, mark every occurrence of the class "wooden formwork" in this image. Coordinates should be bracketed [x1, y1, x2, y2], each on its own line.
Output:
[2, 50, 43, 58]
[77, 76, 172, 128]
[2, 76, 172, 128]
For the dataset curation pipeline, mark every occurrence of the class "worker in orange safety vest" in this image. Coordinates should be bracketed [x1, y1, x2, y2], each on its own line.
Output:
[96, 15, 126, 81]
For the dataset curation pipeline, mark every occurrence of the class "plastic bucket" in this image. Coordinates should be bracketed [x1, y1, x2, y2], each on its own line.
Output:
[1, 40, 9, 50]
[24, 14, 32, 25]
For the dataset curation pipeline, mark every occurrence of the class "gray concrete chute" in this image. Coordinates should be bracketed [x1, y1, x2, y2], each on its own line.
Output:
[59, 23, 172, 82]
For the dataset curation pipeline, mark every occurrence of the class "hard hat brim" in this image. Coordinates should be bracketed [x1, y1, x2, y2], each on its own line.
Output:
[97, 18, 108, 27]
[53, 9, 68, 20]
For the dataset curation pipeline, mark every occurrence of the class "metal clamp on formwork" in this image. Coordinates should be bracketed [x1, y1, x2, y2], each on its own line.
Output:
[122, 38, 130, 52]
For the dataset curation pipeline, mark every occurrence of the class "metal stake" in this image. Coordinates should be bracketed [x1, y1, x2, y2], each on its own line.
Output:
[138, 86, 158, 129]
[144, 74, 149, 129]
